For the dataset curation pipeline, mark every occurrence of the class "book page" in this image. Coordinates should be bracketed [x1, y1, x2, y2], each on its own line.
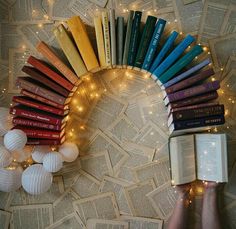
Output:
[87, 219, 128, 229]
[10, 204, 53, 229]
[73, 192, 120, 225]
[220, 56, 236, 81]
[169, 135, 196, 185]
[0, 210, 11, 229]
[220, 4, 236, 35]
[195, 134, 228, 182]
[221, 69, 236, 96]
[152, 0, 174, 14]
[224, 163, 236, 199]
[0, 192, 12, 211]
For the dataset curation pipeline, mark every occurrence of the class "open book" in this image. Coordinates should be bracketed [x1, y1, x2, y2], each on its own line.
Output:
[169, 134, 228, 185]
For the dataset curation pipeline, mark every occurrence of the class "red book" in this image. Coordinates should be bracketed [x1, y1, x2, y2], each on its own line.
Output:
[17, 77, 71, 106]
[26, 136, 66, 145]
[12, 125, 65, 139]
[10, 105, 67, 125]
[27, 56, 76, 91]
[13, 96, 69, 116]
[13, 117, 66, 131]
[21, 89, 69, 110]
[22, 65, 72, 97]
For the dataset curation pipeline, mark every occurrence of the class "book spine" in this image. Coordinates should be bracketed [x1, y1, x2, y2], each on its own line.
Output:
[12, 96, 66, 116]
[134, 15, 158, 68]
[36, 41, 79, 85]
[53, 24, 87, 77]
[163, 58, 211, 88]
[152, 34, 195, 78]
[94, 16, 106, 67]
[27, 56, 74, 91]
[172, 105, 224, 121]
[127, 11, 142, 66]
[117, 17, 124, 65]
[102, 11, 111, 66]
[10, 107, 63, 125]
[122, 10, 134, 65]
[150, 31, 178, 73]
[17, 78, 66, 105]
[165, 68, 215, 94]
[13, 118, 63, 131]
[109, 9, 116, 66]
[172, 115, 225, 130]
[142, 18, 166, 70]
[26, 137, 65, 145]
[21, 89, 67, 110]
[170, 91, 218, 108]
[167, 81, 220, 103]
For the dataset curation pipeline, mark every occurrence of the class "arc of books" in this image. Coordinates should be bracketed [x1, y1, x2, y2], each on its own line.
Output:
[11, 9, 225, 145]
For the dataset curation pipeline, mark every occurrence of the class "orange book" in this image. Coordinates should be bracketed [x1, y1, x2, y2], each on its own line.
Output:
[36, 41, 81, 86]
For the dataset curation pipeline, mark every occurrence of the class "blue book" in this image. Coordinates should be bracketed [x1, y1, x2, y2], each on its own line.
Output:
[162, 58, 211, 89]
[150, 31, 178, 73]
[127, 11, 142, 66]
[152, 34, 195, 80]
[142, 18, 166, 71]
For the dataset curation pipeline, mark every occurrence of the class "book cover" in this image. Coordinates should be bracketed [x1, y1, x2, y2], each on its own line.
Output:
[102, 11, 111, 67]
[141, 18, 166, 70]
[53, 24, 88, 77]
[117, 17, 124, 65]
[109, 9, 116, 66]
[27, 136, 66, 145]
[67, 16, 99, 72]
[134, 15, 157, 68]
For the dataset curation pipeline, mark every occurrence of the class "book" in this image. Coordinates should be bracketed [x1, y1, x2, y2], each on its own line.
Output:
[67, 16, 99, 72]
[27, 56, 76, 92]
[134, 15, 157, 68]
[157, 45, 203, 85]
[162, 59, 211, 89]
[164, 81, 220, 105]
[12, 96, 69, 116]
[12, 126, 65, 140]
[21, 89, 69, 110]
[150, 31, 178, 73]
[36, 41, 80, 85]
[127, 11, 142, 66]
[10, 105, 67, 125]
[142, 18, 166, 71]
[117, 17, 124, 65]
[13, 117, 66, 131]
[27, 136, 66, 145]
[94, 16, 106, 67]
[122, 10, 134, 66]
[152, 34, 195, 80]
[102, 11, 111, 67]
[167, 104, 224, 127]
[169, 134, 228, 185]
[22, 65, 71, 97]
[53, 24, 87, 77]
[169, 115, 225, 135]
[164, 68, 215, 95]
[109, 9, 116, 66]
[17, 77, 71, 105]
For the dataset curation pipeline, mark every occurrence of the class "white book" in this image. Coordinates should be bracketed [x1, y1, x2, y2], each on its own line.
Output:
[109, 9, 116, 66]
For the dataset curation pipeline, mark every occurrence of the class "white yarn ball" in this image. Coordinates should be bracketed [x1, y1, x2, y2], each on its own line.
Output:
[22, 164, 52, 195]
[0, 107, 13, 136]
[43, 152, 63, 173]
[59, 142, 79, 162]
[32, 146, 51, 163]
[4, 129, 27, 151]
[0, 145, 12, 168]
[0, 167, 22, 192]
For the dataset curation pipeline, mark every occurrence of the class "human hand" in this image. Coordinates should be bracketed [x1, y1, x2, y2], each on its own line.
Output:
[203, 181, 219, 194]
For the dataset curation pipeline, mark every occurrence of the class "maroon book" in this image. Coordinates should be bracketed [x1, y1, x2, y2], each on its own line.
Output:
[26, 136, 66, 145]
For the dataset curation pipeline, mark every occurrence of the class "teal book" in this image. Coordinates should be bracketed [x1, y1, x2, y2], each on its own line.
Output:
[158, 45, 203, 84]
[127, 11, 142, 66]
[117, 17, 124, 65]
[122, 10, 134, 65]
[134, 15, 157, 68]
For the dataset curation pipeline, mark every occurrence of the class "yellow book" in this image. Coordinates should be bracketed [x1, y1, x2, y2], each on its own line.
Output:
[102, 11, 111, 67]
[67, 16, 99, 72]
[94, 16, 106, 67]
[53, 24, 88, 77]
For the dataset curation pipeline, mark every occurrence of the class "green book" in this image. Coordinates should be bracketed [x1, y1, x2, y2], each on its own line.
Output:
[134, 15, 157, 68]
[117, 17, 124, 65]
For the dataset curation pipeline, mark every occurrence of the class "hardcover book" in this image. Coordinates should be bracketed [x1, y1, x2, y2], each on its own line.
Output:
[27, 136, 66, 145]
[102, 11, 111, 67]
[109, 9, 117, 66]
[117, 17, 124, 66]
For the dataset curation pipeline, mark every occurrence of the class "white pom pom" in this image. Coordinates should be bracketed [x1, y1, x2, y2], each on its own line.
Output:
[4, 129, 27, 151]
[0, 107, 13, 137]
[0, 145, 12, 168]
[0, 167, 22, 192]
[59, 142, 79, 162]
[32, 146, 51, 163]
[43, 152, 63, 173]
[22, 164, 52, 195]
